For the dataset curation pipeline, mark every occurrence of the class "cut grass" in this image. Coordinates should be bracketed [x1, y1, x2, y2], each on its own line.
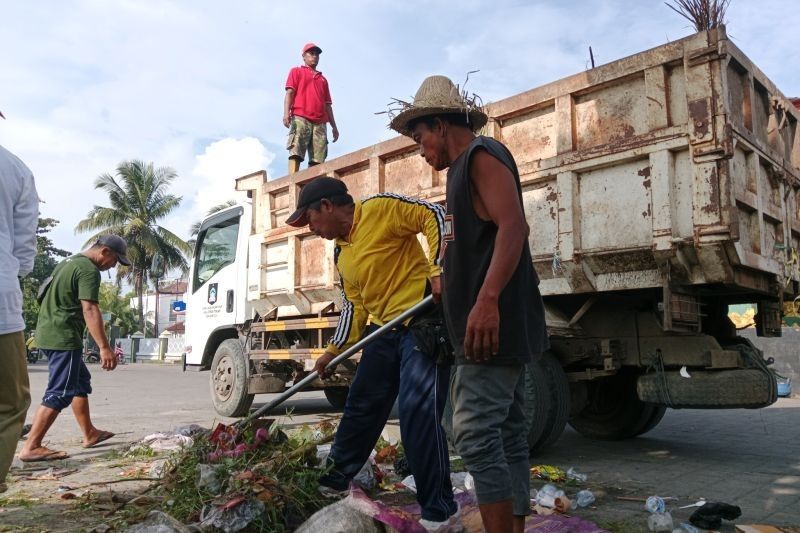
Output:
[0, 494, 36, 508]
[92, 421, 336, 532]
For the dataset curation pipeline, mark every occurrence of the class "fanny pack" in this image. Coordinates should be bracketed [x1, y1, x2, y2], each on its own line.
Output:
[408, 304, 454, 366]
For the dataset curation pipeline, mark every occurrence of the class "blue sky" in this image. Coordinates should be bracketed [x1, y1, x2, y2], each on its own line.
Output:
[1, 0, 797, 255]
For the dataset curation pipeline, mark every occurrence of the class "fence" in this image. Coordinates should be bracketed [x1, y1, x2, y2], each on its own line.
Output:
[126, 334, 186, 363]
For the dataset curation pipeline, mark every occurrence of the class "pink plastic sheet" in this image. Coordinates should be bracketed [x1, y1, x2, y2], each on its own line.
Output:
[347, 486, 607, 533]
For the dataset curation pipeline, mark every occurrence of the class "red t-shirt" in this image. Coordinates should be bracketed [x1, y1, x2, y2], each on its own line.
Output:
[285, 66, 332, 124]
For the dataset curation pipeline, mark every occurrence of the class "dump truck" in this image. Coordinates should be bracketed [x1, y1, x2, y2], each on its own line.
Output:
[185, 27, 800, 451]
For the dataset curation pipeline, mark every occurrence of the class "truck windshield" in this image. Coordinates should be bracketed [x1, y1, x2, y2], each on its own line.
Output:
[193, 217, 239, 291]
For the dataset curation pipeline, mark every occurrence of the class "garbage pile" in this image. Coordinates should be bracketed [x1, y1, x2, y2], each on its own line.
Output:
[643, 495, 742, 532]
[529, 464, 595, 515]
[112, 428, 613, 532]
[126, 419, 336, 532]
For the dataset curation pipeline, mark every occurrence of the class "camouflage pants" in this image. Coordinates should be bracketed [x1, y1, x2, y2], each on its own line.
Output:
[286, 116, 328, 164]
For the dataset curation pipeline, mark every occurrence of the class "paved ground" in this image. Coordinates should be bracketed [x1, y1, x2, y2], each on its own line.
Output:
[3, 361, 799, 531]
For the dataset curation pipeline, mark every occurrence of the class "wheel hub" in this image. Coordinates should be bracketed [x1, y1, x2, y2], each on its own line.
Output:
[213, 354, 235, 401]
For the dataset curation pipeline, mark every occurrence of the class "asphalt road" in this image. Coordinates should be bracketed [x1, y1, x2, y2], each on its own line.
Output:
[13, 360, 800, 529]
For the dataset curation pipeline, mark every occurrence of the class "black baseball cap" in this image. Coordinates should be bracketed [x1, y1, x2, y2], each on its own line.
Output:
[95, 234, 131, 266]
[286, 176, 348, 227]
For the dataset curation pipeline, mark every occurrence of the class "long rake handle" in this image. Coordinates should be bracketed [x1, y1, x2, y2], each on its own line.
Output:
[237, 295, 434, 425]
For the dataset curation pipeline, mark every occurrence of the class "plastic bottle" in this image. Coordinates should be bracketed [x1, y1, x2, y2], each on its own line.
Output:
[575, 489, 596, 508]
[536, 484, 565, 508]
[647, 511, 673, 532]
[645, 495, 666, 514]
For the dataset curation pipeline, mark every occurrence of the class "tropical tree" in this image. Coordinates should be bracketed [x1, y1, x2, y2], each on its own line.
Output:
[186, 199, 238, 250]
[75, 160, 190, 331]
[98, 282, 138, 338]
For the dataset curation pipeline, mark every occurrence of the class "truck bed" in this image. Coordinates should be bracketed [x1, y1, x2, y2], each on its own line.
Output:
[237, 27, 800, 320]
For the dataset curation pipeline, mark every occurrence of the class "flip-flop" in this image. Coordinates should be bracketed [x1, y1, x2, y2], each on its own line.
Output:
[19, 450, 69, 462]
[83, 430, 115, 449]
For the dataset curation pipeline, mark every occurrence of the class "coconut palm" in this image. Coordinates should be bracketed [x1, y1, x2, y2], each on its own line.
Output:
[76, 160, 191, 331]
[186, 199, 238, 252]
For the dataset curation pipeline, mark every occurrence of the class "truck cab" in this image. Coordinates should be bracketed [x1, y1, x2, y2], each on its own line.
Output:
[185, 200, 351, 416]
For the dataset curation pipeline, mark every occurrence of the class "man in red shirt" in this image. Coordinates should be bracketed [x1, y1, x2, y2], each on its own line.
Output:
[283, 42, 339, 174]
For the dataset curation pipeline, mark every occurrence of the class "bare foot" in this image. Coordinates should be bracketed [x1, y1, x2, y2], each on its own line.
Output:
[19, 447, 69, 462]
[83, 429, 115, 448]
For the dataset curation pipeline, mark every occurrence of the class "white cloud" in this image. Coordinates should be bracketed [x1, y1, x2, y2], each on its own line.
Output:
[192, 137, 275, 216]
[0, 0, 797, 257]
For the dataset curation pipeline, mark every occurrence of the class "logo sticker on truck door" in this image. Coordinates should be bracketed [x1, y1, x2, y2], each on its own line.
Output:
[208, 283, 218, 305]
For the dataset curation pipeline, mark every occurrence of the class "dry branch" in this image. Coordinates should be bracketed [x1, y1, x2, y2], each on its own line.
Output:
[665, 0, 731, 31]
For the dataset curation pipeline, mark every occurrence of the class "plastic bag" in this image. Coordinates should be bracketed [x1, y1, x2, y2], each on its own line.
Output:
[196, 464, 222, 494]
[149, 459, 168, 479]
[567, 467, 588, 482]
[353, 457, 377, 490]
[648, 512, 673, 532]
[575, 489, 596, 508]
[200, 499, 265, 533]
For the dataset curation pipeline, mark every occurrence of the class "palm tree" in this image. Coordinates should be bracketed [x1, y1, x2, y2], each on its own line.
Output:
[186, 199, 238, 252]
[76, 160, 191, 331]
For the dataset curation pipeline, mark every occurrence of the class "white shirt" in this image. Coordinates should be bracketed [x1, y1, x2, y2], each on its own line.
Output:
[0, 144, 39, 335]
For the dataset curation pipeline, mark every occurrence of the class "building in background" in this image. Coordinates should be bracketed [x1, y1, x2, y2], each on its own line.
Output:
[130, 279, 187, 338]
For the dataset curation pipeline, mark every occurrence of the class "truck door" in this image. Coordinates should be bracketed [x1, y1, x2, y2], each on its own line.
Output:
[185, 207, 243, 365]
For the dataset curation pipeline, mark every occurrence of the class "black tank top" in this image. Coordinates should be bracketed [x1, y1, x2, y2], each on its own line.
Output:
[442, 136, 549, 365]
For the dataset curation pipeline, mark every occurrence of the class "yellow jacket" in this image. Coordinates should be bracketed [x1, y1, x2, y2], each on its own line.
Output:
[327, 194, 444, 355]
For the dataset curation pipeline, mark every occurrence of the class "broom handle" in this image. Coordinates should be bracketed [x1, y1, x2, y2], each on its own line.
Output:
[238, 295, 434, 424]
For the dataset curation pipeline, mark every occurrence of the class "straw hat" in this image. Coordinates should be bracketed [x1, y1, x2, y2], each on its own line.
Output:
[389, 75, 487, 136]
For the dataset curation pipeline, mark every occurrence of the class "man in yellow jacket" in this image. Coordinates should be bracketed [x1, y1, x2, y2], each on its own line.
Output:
[286, 176, 459, 531]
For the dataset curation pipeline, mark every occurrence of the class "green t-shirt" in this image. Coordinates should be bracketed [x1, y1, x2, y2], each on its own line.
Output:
[36, 254, 101, 350]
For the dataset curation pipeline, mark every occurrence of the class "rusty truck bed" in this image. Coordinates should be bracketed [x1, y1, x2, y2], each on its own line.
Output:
[237, 27, 800, 320]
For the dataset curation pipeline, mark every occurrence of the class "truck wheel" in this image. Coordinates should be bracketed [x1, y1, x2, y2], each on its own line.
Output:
[529, 352, 570, 452]
[324, 387, 350, 409]
[568, 371, 656, 440]
[210, 339, 254, 417]
[634, 405, 668, 437]
[524, 358, 551, 453]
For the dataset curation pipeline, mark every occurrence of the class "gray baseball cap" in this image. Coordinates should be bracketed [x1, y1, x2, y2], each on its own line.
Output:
[95, 235, 131, 266]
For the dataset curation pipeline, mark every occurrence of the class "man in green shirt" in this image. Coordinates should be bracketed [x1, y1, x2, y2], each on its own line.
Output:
[19, 236, 130, 462]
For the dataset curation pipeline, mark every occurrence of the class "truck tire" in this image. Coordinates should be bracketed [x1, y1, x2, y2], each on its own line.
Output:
[568, 371, 657, 440]
[528, 352, 570, 453]
[634, 405, 667, 437]
[524, 358, 551, 453]
[210, 339, 254, 417]
[324, 386, 350, 409]
[636, 369, 776, 408]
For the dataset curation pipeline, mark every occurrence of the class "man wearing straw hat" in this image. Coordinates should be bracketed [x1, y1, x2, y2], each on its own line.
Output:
[390, 76, 549, 533]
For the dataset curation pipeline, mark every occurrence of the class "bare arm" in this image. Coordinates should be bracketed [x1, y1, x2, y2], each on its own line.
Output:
[283, 88, 295, 128]
[464, 149, 529, 361]
[326, 103, 339, 142]
[82, 300, 116, 370]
